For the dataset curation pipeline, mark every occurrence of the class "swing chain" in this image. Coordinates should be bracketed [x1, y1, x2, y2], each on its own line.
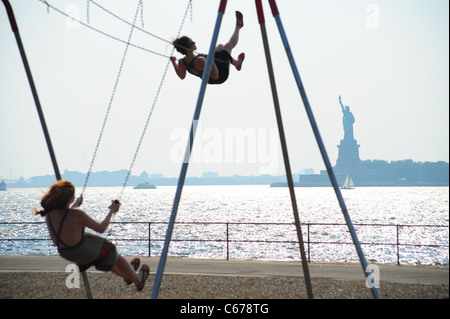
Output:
[82, 0, 143, 195]
[86, 0, 90, 24]
[38, 0, 170, 59]
[139, 0, 144, 28]
[118, 0, 194, 198]
[87, 0, 225, 64]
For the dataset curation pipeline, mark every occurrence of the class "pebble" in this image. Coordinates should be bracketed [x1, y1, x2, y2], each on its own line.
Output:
[0, 272, 448, 299]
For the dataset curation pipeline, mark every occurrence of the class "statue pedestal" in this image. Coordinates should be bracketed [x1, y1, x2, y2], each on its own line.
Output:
[335, 138, 362, 174]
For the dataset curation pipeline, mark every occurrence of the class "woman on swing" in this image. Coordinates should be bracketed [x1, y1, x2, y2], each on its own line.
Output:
[34, 180, 149, 291]
[171, 11, 245, 85]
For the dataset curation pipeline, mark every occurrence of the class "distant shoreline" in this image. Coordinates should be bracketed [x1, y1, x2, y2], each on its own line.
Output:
[2, 159, 448, 189]
[3, 183, 449, 189]
[270, 183, 450, 188]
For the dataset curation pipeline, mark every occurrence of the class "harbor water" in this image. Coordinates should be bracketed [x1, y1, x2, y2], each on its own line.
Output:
[0, 185, 448, 265]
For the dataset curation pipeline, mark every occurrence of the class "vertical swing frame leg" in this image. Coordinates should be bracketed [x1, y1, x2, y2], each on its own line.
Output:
[151, 0, 229, 299]
[81, 270, 93, 299]
[267, 0, 381, 299]
[2, 0, 61, 180]
[2, 0, 93, 299]
[255, 0, 313, 299]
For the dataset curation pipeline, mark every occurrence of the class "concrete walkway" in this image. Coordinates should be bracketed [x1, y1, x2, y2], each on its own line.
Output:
[0, 255, 448, 285]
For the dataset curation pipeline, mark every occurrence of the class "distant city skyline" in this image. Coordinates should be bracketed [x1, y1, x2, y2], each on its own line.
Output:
[3, 159, 448, 189]
[1, 166, 318, 182]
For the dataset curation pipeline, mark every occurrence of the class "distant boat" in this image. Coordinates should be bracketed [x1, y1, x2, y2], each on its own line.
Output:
[0, 180, 6, 191]
[133, 182, 156, 189]
[341, 174, 355, 189]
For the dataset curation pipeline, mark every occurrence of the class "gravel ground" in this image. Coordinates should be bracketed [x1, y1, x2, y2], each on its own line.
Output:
[0, 272, 448, 299]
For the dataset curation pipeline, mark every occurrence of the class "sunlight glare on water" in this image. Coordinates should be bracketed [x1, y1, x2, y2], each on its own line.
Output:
[0, 186, 448, 264]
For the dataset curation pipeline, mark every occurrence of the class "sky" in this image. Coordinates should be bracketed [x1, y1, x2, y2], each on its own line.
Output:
[1, 0, 449, 180]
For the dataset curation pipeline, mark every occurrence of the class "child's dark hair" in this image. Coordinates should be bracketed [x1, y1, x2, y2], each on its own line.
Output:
[173, 36, 192, 55]
[34, 180, 75, 216]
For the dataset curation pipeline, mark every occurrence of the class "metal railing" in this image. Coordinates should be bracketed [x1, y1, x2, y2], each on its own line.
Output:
[0, 222, 448, 265]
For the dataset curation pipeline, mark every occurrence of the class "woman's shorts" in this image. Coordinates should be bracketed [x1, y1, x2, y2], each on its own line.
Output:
[59, 233, 119, 272]
[208, 50, 232, 85]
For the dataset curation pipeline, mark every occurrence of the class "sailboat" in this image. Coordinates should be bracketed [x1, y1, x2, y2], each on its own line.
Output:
[341, 173, 355, 189]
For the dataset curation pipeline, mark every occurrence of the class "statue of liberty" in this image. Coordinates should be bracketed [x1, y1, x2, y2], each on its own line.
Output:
[339, 96, 355, 140]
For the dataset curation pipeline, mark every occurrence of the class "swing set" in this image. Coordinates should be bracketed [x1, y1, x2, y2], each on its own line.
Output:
[2, 0, 381, 300]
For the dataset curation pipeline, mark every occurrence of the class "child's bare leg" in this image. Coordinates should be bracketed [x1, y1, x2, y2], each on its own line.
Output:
[112, 255, 140, 285]
[224, 11, 244, 53]
[224, 27, 240, 53]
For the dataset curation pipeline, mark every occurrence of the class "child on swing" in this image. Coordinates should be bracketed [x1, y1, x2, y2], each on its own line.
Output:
[171, 11, 245, 85]
[34, 180, 149, 291]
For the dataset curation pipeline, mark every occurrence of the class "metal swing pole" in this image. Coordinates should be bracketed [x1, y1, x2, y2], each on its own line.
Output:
[255, 0, 313, 299]
[267, 0, 381, 299]
[2, 0, 93, 299]
[151, 0, 229, 299]
[2, 0, 61, 180]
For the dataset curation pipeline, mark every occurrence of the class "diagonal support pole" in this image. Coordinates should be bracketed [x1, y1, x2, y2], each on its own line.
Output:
[151, 0, 229, 299]
[2, 0, 93, 299]
[2, 0, 61, 181]
[267, 0, 381, 299]
[255, 0, 314, 299]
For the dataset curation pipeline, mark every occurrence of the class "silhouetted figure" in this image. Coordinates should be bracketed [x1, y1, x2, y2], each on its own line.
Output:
[171, 11, 245, 85]
[34, 180, 150, 291]
[339, 96, 355, 140]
